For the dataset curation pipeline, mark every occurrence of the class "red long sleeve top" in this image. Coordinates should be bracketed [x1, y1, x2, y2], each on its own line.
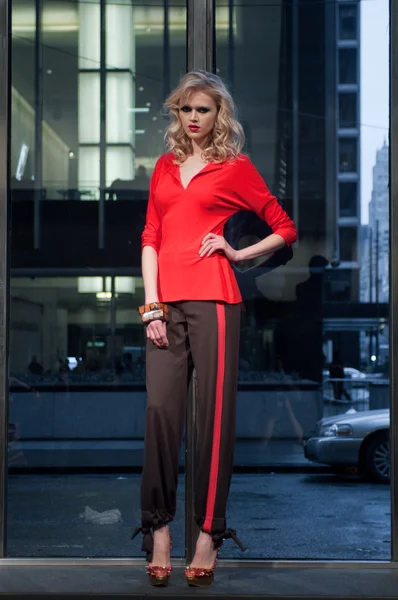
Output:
[142, 152, 297, 304]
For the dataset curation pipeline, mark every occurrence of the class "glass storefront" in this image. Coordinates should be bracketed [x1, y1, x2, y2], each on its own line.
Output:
[1, 0, 394, 577]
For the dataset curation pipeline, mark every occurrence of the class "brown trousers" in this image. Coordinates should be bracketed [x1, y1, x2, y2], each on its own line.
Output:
[132, 301, 245, 559]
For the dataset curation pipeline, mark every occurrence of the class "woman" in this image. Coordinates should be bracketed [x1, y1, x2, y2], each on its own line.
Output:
[132, 70, 297, 587]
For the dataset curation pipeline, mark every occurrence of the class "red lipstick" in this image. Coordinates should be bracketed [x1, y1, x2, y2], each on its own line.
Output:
[188, 125, 200, 131]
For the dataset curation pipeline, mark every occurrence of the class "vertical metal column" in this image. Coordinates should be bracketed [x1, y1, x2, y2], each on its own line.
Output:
[163, 0, 170, 99]
[291, 0, 299, 242]
[206, 0, 215, 74]
[375, 220, 380, 365]
[389, 0, 398, 563]
[0, 0, 10, 557]
[368, 226, 373, 362]
[34, 0, 43, 249]
[110, 276, 116, 371]
[185, 0, 215, 564]
[187, 0, 214, 73]
[99, 0, 106, 249]
[324, 0, 338, 263]
[227, 0, 234, 90]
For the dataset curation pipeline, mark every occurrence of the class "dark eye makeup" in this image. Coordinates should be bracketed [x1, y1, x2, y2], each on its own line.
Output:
[180, 106, 211, 114]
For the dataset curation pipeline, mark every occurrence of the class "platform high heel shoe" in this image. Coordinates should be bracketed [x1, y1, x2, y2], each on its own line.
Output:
[147, 562, 172, 587]
[184, 529, 246, 587]
[184, 546, 220, 587]
[147, 530, 173, 587]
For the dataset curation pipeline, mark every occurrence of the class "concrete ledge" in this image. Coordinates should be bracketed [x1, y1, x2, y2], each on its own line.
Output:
[0, 564, 397, 598]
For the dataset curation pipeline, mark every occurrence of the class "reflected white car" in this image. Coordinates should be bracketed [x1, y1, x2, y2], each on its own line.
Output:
[343, 367, 368, 379]
[322, 367, 367, 380]
[304, 409, 390, 483]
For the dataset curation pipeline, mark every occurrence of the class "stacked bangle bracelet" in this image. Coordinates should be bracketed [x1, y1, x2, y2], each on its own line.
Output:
[138, 302, 169, 324]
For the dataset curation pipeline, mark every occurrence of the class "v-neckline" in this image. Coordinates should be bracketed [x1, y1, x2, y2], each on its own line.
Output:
[179, 162, 211, 191]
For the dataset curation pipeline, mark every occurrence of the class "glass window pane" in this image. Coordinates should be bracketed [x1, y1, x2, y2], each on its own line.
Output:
[78, 74, 101, 144]
[339, 227, 358, 261]
[339, 93, 357, 128]
[106, 72, 134, 145]
[11, 0, 36, 201]
[339, 48, 357, 84]
[216, 0, 390, 564]
[361, 143, 389, 305]
[9, 0, 187, 559]
[79, 146, 100, 197]
[78, 1, 101, 69]
[339, 3, 358, 40]
[339, 138, 357, 172]
[106, 0, 134, 69]
[9, 0, 391, 570]
[325, 268, 355, 302]
[106, 147, 134, 187]
[339, 182, 357, 217]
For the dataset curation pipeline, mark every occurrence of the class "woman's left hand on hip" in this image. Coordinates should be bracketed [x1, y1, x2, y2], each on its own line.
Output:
[199, 233, 239, 262]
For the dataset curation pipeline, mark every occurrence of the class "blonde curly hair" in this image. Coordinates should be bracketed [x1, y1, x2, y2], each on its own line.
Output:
[164, 70, 245, 164]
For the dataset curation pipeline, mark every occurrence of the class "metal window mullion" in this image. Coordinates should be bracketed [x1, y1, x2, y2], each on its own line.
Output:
[0, 0, 10, 558]
[292, 0, 299, 244]
[110, 277, 116, 370]
[185, 0, 215, 565]
[34, 0, 43, 249]
[99, 0, 106, 249]
[325, 0, 338, 264]
[187, 0, 214, 72]
[355, 0, 361, 255]
[206, 0, 215, 73]
[227, 0, 234, 91]
[389, 0, 398, 563]
[163, 0, 170, 98]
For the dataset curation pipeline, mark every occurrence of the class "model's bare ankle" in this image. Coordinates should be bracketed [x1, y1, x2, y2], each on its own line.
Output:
[190, 531, 217, 569]
[154, 525, 169, 537]
[150, 526, 171, 567]
[197, 531, 213, 547]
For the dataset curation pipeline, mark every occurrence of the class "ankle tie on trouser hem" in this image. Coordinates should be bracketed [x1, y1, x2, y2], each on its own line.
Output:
[131, 526, 154, 562]
[211, 528, 246, 552]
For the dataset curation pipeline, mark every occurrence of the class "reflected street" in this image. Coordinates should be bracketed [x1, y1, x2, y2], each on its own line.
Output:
[7, 473, 389, 561]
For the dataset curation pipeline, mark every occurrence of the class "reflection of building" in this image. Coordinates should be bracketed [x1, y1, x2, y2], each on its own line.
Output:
[359, 142, 389, 367]
[8, 0, 369, 379]
[360, 223, 370, 303]
[219, 0, 362, 306]
[10, 0, 188, 376]
[361, 142, 389, 304]
[325, 0, 361, 304]
[11, 1, 187, 200]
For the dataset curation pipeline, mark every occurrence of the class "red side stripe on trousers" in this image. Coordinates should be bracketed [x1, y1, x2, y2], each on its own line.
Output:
[203, 302, 226, 533]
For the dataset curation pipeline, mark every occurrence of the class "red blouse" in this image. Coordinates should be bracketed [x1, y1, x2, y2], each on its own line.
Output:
[142, 153, 297, 304]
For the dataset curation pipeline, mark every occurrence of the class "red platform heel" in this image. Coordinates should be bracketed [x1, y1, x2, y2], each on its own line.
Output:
[147, 563, 172, 587]
[184, 528, 245, 588]
[184, 547, 220, 587]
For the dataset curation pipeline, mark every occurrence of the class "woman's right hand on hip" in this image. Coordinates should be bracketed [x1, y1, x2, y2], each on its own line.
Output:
[146, 319, 169, 348]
